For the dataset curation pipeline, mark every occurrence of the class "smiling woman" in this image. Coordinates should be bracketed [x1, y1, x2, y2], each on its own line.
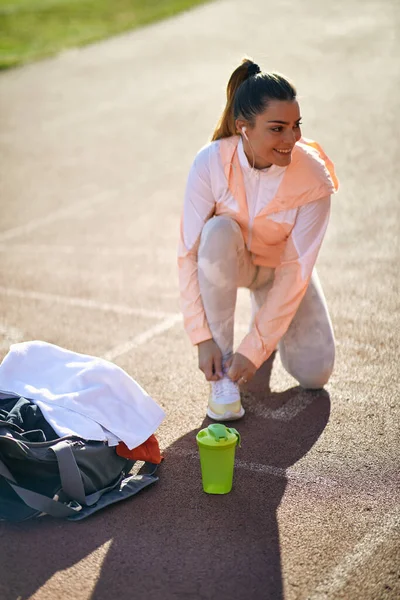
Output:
[178, 58, 339, 422]
[0, 0, 211, 69]
[212, 63, 301, 169]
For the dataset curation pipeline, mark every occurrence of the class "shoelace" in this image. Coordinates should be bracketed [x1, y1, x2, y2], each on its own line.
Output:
[212, 376, 240, 400]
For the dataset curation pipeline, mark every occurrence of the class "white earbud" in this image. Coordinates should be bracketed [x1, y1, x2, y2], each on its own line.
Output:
[241, 126, 256, 171]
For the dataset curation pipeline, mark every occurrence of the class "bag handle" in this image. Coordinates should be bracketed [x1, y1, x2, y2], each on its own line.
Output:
[50, 440, 87, 504]
[0, 457, 81, 518]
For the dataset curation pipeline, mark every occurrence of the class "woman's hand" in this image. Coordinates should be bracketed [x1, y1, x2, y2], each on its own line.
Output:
[197, 339, 223, 381]
[226, 353, 257, 385]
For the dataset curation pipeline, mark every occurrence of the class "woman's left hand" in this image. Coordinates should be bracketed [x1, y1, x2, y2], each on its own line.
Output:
[226, 353, 257, 385]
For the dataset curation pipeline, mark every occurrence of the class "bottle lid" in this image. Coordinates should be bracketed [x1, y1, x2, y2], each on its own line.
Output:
[196, 424, 241, 448]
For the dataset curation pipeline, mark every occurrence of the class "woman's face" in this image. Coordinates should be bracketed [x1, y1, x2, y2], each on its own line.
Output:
[238, 99, 302, 169]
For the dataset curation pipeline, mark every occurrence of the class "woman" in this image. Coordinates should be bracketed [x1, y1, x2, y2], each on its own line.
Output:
[178, 58, 338, 421]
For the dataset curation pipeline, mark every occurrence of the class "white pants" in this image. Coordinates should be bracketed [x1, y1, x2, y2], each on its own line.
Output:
[197, 216, 335, 389]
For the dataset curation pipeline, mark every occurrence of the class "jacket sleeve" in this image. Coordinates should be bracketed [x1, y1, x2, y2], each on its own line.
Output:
[237, 196, 331, 368]
[178, 148, 216, 345]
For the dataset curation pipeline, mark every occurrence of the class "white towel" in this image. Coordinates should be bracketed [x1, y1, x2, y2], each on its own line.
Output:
[0, 341, 165, 450]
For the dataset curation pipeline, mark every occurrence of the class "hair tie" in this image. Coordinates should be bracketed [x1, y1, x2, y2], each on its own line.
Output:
[247, 63, 261, 77]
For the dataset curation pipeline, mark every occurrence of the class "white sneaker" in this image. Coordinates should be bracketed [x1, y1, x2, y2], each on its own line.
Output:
[207, 376, 245, 421]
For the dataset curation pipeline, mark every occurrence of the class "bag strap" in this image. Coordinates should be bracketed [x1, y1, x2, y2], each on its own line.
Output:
[50, 440, 87, 504]
[66, 472, 158, 521]
[0, 457, 81, 517]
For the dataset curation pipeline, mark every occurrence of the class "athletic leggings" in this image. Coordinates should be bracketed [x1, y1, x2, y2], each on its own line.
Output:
[197, 216, 335, 389]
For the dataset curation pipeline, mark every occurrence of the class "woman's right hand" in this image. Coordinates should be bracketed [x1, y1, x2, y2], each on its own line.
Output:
[197, 339, 223, 382]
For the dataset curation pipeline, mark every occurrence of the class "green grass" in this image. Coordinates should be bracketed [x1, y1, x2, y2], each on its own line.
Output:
[0, 0, 211, 69]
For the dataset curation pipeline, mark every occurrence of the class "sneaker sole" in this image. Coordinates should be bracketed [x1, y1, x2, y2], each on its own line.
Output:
[206, 405, 245, 422]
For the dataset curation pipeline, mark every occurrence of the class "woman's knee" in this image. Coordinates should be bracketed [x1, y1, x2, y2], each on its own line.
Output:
[296, 347, 335, 389]
[281, 338, 335, 390]
[296, 365, 334, 390]
[199, 216, 242, 255]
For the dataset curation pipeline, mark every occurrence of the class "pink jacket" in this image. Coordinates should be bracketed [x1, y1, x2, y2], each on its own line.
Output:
[178, 135, 338, 368]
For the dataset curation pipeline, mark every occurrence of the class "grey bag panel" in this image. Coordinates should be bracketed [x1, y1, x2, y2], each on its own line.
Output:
[48, 438, 130, 498]
[66, 440, 130, 495]
[0, 432, 64, 502]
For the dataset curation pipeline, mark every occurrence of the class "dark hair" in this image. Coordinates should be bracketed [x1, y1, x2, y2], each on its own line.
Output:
[211, 58, 297, 141]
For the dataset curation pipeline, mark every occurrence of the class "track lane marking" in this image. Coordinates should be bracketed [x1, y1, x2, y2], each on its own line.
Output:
[308, 507, 400, 599]
[0, 322, 24, 350]
[0, 243, 174, 261]
[0, 286, 178, 320]
[166, 449, 337, 487]
[245, 391, 316, 421]
[102, 314, 182, 361]
[0, 191, 114, 243]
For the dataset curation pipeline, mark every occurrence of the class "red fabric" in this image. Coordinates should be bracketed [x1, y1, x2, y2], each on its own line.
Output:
[116, 434, 163, 464]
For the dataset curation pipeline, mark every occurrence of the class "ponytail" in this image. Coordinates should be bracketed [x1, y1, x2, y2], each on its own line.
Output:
[211, 58, 297, 142]
[211, 58, 258, 141]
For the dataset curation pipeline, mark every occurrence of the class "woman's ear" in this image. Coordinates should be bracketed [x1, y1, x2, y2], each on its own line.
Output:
[235, 119, 247, 135]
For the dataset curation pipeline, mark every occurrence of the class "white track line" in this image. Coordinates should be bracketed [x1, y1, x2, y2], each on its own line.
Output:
[0, 192, 113, 243]
[166, 449, 336, 487]
[246, 391, 316, 421]
[0, 286, 178, 320]
[102, 314, 182, 361]
[0, 243, 174, 261]
[0, 323, 24, 350]
[336, 339, 378, 356]
[0, 243, 138, 255]
[309, 507, 400, 599]
[236, 457, 335, 486]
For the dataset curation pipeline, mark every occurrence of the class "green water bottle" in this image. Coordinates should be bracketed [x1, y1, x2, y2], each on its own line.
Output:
[196, 424, 241, 494]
